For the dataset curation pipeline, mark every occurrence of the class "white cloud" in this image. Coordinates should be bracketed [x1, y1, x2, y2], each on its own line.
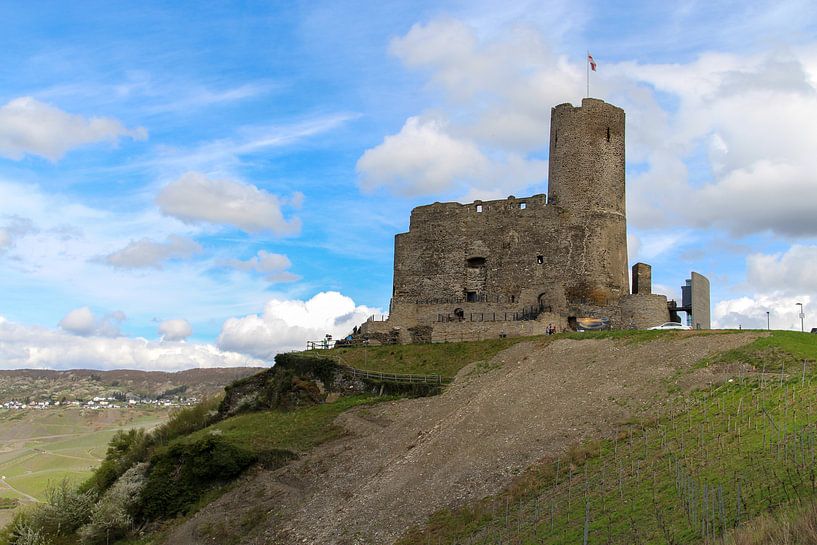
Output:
[746, 245, 817, 296]
[0, 316, 261, 371]
[102, 235, 202, 269]
[0, 97, 146, 161]
[159, 319, 193, 342]
[713, 294, 812, 331]
[156, 172, 301, 235]
[226, 250, 298, 283]
[356, 19, 567, 197]
[217, 291, 380, 359]
[616, 50, 817, 236]
[58, 307, 126, 337]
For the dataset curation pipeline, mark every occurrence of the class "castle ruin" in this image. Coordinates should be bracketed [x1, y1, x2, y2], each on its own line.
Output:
[358, 98, 710, 344]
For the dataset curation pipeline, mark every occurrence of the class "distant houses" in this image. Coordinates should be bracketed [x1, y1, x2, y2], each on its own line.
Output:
[1, 395, 199, 411]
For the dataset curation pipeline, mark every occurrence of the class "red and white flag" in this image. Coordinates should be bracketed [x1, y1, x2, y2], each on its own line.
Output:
[588, 53, 597, 71]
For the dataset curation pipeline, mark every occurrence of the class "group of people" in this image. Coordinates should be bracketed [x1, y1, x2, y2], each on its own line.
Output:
[546, 323, 557, 335]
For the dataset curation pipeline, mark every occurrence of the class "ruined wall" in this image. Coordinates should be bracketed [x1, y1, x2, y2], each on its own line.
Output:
[429, 313, 562, 343]
[619, 294, 670, 329]
[690, 272, 711, 329]
[632, 263, 652, 295]
[548, 98, 628, 304]
[391, 194, 567, 315]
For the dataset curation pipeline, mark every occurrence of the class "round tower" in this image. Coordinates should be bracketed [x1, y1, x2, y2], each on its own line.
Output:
[547, 98, 628, 305]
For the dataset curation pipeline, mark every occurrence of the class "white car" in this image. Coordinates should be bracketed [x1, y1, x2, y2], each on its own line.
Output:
[648, 322, 691, 330]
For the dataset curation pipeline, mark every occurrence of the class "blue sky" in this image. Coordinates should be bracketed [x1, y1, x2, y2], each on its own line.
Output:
[1, 1, 817, 369]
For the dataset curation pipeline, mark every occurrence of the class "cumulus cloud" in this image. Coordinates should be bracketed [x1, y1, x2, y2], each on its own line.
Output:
[0, 97, 147, 161]
[226, 250, 298, 283]
[102, 235, 202, 269]
[58, 307, 126, 337]
[617, 50, 817, 236]
[357, 20, 565, 197]
[158, 319, 193, 342]
[218, 291, 380, 359]
[0, 316, 261, 371]
[156, 172, 301, 235]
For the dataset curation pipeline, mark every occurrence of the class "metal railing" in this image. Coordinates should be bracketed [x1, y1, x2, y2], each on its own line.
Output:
[338, 364, 448, 385]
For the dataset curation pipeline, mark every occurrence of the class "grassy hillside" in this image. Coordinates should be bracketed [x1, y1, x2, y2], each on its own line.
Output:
[329, 336, 536, 377]
[397, 330, 817, 544]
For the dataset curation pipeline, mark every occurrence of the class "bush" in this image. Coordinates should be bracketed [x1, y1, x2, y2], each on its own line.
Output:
[85, 396, 222, 495]
[28, 479, 95, 536]
[85, 428, 148, 493]
[6, 480, 95, 544]
[138, 434, 256, 520]
[5, 521, 46, 545]
[78, 463, 148, 545]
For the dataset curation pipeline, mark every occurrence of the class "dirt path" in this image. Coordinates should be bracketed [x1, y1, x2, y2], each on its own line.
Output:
[164, 332, 761, 545]
[0, 477, 39, 503]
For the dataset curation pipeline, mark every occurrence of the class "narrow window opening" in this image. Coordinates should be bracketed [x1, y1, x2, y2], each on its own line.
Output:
[476, 204, 483, 213]
[554, 130, 558, 147]
[606, 127, 611, 142]
[519, 202, 527, 209]
[466, 291, 478, 303]
[466, 257, 486, 268]
[536, 255, 544, 264]
[454, 308, 464, 320]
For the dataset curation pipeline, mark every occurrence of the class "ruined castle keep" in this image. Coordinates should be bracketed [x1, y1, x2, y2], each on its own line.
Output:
[359, 98, 709, 344]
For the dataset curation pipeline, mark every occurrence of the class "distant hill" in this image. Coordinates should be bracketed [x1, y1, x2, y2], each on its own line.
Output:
[0, 367, 265, 403]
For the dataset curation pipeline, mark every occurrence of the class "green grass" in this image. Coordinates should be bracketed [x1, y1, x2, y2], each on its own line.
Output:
[397, 331, 817, 545]
[181, 395, 392, 455]
[327, 336, 540, 377]
[699, 330, 817, 373]
[0, 407, 170, 506]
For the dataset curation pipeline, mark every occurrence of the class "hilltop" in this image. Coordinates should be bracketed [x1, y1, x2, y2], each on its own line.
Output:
[4, 330, 817, 545]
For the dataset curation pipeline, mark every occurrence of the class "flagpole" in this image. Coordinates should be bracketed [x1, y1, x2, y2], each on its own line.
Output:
[586, 50, 590, 98]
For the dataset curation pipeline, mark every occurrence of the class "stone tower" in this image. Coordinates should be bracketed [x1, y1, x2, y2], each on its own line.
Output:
[547, 98, 628, 305]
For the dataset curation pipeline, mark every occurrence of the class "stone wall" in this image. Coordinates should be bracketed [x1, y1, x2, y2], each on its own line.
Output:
[429, 315, 560, 343]
[619, 293, 670, 329]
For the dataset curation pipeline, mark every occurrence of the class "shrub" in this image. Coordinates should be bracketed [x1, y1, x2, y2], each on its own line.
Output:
[138, 434, 256, 520]
[78, 463, 148, 545]
[5, 521, 46, 545]
[27, 479, 95, 536]
[85, 428, 148, 493]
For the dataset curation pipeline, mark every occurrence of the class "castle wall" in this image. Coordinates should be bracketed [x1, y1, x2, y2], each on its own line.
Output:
[391, 194, 569, 315]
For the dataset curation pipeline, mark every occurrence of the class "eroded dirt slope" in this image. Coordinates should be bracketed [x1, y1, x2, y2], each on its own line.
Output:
[165, 332, 761, 545]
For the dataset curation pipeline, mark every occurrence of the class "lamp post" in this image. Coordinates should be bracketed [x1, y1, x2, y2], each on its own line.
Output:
[766, 311, 770, 331]
[796, 302, 804, 333]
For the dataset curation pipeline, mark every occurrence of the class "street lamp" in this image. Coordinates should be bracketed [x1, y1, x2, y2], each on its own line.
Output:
[766, 311, 770, 331]
[796, 302, 804, 333]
